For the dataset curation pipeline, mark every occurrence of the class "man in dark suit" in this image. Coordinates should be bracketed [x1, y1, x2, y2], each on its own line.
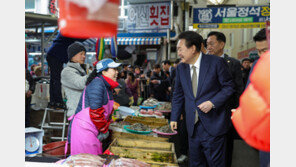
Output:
[162, 60, 176, 101]
[170, 31, 235, 167]
[162, 60, 176, 82]
[149, 64, 170, 101]
[207, 31, 244, 167]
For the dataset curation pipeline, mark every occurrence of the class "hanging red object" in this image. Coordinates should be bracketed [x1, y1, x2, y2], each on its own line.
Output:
[232, 51, 270, 152]
[58, 0, 119, 38]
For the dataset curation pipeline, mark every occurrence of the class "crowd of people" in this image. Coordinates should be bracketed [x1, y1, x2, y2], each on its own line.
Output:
[25, 28, 269, 167]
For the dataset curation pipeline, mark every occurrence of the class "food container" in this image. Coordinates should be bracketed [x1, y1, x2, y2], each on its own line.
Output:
[110, 131, 169, 142]
[117, 106, 135, 117]
[43, 141, 70, 158]
[123, 116, 168, 129]
[123, 125, 152, 134]
[108, 138, 178, 166]
[152, 129, 178, 138]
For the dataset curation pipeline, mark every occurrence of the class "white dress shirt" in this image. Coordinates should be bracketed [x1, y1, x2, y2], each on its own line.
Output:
[189, 52, 202, 92]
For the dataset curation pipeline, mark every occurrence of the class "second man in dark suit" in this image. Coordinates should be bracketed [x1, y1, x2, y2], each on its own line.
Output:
[207, 31, 244, 167]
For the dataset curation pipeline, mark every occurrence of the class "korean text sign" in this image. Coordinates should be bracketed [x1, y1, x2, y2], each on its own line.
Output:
[126, 2, 171, 33]
[193, 6, 270, 29]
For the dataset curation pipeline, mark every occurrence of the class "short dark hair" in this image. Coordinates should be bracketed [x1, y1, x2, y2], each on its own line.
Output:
[242, 58, 251, 63]
[122, 64, 128, 68]
[162, 60, 171, 65]
[207, 31, 226, 43]
[178, 31, 203, 52]
[253, 28, 266, 42]
[146, 70, 152, 78]
[174, 58, 181, 64]
[153, 64, 161, 69]
[127, 71, 135, 82]
[203, 39, 207, 48]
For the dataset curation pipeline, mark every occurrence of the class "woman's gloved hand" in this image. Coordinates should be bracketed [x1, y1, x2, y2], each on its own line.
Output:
[90, 107, 109, 133]
[97, 131, 109, 142]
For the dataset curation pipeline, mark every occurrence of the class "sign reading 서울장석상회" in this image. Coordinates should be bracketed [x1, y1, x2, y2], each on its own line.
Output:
[126, 2, 171, 33]
[193, 6, 270, 29]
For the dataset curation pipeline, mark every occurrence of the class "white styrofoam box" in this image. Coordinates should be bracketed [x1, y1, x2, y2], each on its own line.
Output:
[25, 127, 44, 156]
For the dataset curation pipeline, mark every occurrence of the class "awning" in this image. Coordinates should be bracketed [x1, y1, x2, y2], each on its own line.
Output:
[25, 12, 58, 28]
[105, 37, 161, 45]
[82, 37, 162, 47]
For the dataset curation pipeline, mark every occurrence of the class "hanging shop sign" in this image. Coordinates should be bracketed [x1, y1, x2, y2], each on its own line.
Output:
[48, 0, 58, 15]
[126, 2, 171, 33]
[193, 6, 270, 29]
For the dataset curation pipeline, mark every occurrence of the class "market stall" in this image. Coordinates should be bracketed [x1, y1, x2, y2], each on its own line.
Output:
[26, 97, 178, 166]
[104, 98, 178, 166]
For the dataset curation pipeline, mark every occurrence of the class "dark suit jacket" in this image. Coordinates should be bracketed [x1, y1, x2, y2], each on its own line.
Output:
[223, 54, 244, 109]
[168, 66, 176, 85]
[171, 54, 235, 137]
[246, 59, 258, 88]
[149, 72, 170, 101]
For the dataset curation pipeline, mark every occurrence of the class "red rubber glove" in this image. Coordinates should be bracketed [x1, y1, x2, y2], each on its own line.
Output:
[89, 107, 110, 134]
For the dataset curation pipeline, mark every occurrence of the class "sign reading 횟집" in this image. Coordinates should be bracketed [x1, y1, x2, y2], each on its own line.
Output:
[193, 6, 270, 29]
[126, 2, 171, 33]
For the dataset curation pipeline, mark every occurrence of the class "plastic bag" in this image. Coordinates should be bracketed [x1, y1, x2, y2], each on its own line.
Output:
[137, 97, 144, 106]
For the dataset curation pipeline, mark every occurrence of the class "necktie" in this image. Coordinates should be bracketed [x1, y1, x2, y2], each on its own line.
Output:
[192, 66, 198, 123]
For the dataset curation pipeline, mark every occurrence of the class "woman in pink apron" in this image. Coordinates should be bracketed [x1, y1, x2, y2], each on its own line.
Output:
[66, 58, 121, 155]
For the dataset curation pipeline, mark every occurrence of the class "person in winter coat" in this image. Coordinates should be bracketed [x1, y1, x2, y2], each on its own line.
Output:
[61, 42, 90, 118]
[232, 28, 270, 167]
[66, 58, 121, 155]
[232, 51, 270, 167]
[46, 32, 86, 109]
